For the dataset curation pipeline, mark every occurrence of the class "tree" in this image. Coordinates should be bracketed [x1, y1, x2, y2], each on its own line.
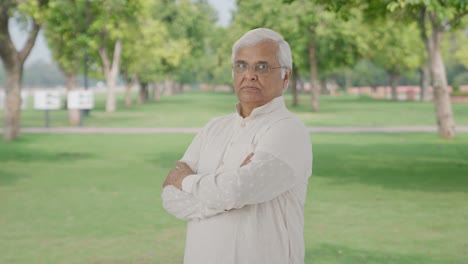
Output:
[234, 0, 368, 111]
[119, 0, 169, 105]
[148, 0, 216, 94]
[44, 0, 87, 125]
[85, 0, 142, 112]
[171, 0, 218, 86]
[368, 19, 422, 100]
[0, 0, 49, 141]
[118, 0, 194, 104]
[386, 1, 468, 138]
[312, 0, 468, 138]
[206, 26, 237, 90]
[452, 27, 468, 71]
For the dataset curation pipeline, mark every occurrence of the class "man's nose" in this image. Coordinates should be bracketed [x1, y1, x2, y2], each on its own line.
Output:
[244, 67, 258, 81]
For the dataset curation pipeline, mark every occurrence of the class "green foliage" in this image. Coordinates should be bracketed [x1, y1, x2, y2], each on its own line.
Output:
[452, 71, 468, 87]
[452, 28, 468, 69]
[233, 0, 369, 79]
[348, 60, 388, 87]
[118, 0, 219, 85]
[16, 0, 49, 23]
[9, 0, 468, 89]
[388, 0, 468, 29]
[367, 19, 423, 75]
[168, 0, 219, 84]
[84, 0, 142, 78]
[386, 0, 468, 31]
[44, 0, 87, 75]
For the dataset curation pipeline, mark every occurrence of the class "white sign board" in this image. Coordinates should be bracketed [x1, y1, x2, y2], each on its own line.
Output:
[1, 91, 29, 110]
[67, 90, 94, 109]
[34, 91, 62, 110]
[21, 91, 28, 109]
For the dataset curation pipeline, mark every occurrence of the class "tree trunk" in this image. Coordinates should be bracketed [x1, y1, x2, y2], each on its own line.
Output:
[419, 64, 430, 101]
[308, 42, 320, 112]
[164, 77, 173, 96]
[320, 79, 327, 95]
[98, 39, 122, 113]
[3, 65, 22, 140]
[139, 82, 149, 104]
[418, 9, 456, 138]
[0, 14, 41, 141]
[125, 73, 137, 108]
[173, 82, 179, 94]
[429, 28, 456, 138]
[152, 83, 161, 101]
[64, 72, 80, 126]
[125, 84, 132, 108]
[389, 72, 400, 101]
[345, 68, 352, 91]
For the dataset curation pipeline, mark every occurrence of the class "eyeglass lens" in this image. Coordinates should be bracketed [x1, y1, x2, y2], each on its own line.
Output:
[234, 63, 271, 74]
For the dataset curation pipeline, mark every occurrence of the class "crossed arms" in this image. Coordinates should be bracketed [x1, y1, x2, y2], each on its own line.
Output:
[161, 119, 312, 221]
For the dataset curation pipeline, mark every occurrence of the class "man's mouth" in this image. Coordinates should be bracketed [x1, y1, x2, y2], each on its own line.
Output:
[241, 86, 260, 91]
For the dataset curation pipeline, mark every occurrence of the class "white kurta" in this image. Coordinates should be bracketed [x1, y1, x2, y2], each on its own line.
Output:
[162, 96, 312, 264]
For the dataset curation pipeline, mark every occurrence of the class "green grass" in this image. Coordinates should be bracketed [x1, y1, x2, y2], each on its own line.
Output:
[1, 133, 467, 263]
[19, 90, 468, 127]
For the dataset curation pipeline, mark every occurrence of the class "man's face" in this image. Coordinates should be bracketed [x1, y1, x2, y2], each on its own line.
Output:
[233, 41, 289, 109]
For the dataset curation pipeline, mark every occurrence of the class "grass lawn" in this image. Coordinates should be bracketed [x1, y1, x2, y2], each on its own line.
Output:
[19, 90, 468, 128]
[1, 133, 467, 263]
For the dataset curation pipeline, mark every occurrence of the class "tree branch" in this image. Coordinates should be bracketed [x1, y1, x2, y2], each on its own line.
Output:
[443, 9, 468, 31]
[0, 3, 17, 68]
[417, 6, 429, 44]
[18, 19, 41, 63]
[98, 46, 111, 78]
[437, 0, 447, 8]
[428, 10, 445, 32]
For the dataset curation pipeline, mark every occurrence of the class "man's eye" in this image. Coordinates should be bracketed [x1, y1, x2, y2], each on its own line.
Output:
[256, 64, 269, 70]
[236, 63, 248, 69]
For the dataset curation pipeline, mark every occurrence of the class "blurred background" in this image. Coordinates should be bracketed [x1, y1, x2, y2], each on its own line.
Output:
[1, 1, 468, 263]
[1, 0, 467, 138]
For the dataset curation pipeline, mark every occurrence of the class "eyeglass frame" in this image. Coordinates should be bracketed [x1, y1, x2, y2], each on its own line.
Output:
[232, 61, 288, 75]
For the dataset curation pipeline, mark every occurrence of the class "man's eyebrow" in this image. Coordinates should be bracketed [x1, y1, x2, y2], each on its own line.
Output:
[235, 60, 270, 64]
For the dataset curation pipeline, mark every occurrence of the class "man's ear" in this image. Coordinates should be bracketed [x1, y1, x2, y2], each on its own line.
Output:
[283, 69, 292, 89]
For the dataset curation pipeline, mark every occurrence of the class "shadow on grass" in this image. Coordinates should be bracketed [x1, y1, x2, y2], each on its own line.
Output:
[306, 243, 452, 264]
[313, 142, 468, 193]
[1, 134, 95, 163]
[0, 149, 94, 163]
[0, 150, 94, 186]
[0, 170, 28, 186]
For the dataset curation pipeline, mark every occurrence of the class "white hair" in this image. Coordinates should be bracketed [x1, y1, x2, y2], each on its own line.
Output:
[231, 28, 292, 81]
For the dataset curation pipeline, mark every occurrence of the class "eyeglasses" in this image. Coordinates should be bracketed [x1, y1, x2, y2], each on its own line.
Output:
[233, 62, 287, 75]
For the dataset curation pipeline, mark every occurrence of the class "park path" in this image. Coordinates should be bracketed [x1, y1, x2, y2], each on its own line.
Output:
[3, 126, 468, 134]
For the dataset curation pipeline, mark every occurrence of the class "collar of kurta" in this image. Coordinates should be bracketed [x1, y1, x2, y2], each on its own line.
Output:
[235, 96, 285, 121]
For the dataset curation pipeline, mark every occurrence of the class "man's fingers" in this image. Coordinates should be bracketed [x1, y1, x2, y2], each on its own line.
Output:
[176, 161, 189, 170]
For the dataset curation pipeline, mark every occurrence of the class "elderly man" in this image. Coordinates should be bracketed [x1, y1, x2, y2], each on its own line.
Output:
[162, 28, 312, 264]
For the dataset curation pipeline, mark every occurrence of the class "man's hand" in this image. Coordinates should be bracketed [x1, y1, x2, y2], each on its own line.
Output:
[162, 161, 194, 190]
